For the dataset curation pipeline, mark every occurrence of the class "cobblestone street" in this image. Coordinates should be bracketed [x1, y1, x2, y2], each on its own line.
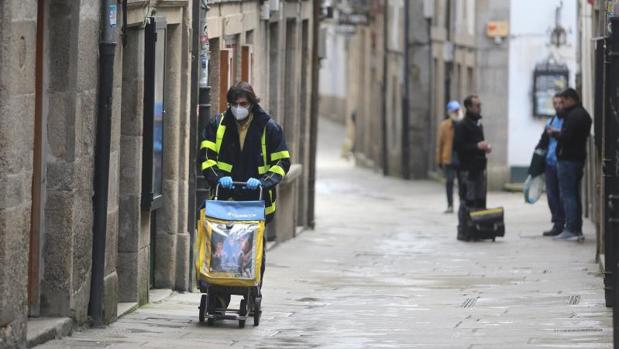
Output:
[36, 119, 612, 348]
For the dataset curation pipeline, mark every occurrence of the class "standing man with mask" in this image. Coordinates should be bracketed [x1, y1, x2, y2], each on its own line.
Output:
[200, 81, 290, 223]
[454, 95, 492, 241]
[535, 93, 565, 237]
[437, 100, 462, 214]
[548, 88, 592, 242]
[199, 81, 291, 305]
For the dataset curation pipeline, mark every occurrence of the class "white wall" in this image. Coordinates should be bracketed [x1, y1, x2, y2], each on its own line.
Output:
[507, 0, 578, 169]
[319, 23, 347, 99]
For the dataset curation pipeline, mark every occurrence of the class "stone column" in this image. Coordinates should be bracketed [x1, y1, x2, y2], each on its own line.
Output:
[154, 23, 181, 289]
[118, 27, 149, 305]
[42, 0, 81, 319]
[0, 1, 37, 347]
[175, 9, 192, 292]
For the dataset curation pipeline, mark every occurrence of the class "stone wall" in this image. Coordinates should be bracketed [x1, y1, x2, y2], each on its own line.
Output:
[41, 0, 99, 324]
[475, 0, 510, 190]
[206, 0, 315, 241]
[0, 1, 37, 347]
[118, 26, 149, 305]
[408, 0, 432, 179]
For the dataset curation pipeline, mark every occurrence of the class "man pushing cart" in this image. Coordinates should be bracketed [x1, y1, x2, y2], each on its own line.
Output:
[195, 82, 290, 327]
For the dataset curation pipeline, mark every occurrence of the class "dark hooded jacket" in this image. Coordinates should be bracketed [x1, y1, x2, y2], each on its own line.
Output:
[556, 103, 592, 162]
[200, 105, 291, 223]
[454, 112, 487, 173]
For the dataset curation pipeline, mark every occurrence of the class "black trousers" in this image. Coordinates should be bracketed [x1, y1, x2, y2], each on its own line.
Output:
[457, 170, 487, 239]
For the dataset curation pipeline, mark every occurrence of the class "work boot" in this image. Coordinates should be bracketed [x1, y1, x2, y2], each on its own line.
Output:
[444, 206, 454, 214]
[542, 226, 562, 237]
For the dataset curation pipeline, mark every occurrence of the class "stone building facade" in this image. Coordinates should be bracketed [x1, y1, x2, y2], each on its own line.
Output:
[320, 0, 521, 189]
[205, 0, 317, 240]
[0, 0, 195, 347]
[0, 0, 318, 347]
[319, 0, 433, 178]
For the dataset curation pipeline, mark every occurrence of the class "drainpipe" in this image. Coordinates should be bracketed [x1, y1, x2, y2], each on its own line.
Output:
[191, 0, 211, 287]
[401, 0, 411, 180]
[307, 0, 321, 228]
[188, 0, 200, 289]
[381, 0, 389, 176]
[89, 0, 117, 326]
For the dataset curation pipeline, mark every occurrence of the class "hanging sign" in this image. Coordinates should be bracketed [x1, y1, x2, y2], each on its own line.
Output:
[532, 62, 569, 117]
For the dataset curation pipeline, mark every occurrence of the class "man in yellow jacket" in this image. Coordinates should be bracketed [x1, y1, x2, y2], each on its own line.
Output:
[436, 100, 462, 213]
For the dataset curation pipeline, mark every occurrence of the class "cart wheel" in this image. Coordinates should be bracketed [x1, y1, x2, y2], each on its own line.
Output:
[253, 311, 260, 327]
[239, 299, 247, 316]
[253, 298, 261, 327]
[199, 294, 207, 323]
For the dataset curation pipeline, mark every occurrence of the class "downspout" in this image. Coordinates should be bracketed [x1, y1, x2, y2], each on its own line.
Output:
[307, 0, 320, 228]
[381, 0, 389, 176]
[187, 0, 201, 289]
[401, 0, 411, 179]
[89, 0, 117, 326]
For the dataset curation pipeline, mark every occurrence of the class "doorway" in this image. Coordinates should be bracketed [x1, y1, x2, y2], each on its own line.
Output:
[143, 17, 167, 287]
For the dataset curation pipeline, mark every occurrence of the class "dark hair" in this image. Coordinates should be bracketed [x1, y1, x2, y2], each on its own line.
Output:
[463, 95, 479, 109]
[226, 81, 260, 105]
[553, 92, 562, 99]
[559, 88, 580, 103]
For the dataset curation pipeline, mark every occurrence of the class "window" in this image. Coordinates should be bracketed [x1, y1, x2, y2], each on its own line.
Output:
[143, 17, 167, 210]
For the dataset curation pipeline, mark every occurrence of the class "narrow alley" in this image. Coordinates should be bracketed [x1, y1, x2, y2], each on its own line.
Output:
[32, 118, 612, 349]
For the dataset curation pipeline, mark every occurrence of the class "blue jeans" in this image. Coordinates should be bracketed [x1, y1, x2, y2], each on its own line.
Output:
[557, 160, 584, 233]
[443, 165, 457, 207]
[545, 164, 564, 229]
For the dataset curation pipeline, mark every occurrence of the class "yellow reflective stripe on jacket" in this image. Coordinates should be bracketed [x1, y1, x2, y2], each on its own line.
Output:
[269, 165, 286, 177]
[201, 140, 217, 152]
[265, 201, 277, 215]
[266, 190, 276, 215]
[215, 114, 226, 153]
[270, 150, 290, 161]
[217, 161, 233, 172]
[202, 159, 217, 171]
[258, 166, 269, 175]
[261, 128, 268, 167]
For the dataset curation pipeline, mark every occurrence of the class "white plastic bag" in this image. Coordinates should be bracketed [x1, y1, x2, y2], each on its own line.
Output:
[523, 174, 545, 204]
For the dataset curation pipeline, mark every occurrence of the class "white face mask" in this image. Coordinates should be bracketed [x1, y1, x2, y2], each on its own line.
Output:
[231, 105, 250, 121]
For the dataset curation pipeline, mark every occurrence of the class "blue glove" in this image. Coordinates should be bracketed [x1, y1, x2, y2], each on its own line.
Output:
[246, 177, 261, 190]
[218, 176, 233, 189]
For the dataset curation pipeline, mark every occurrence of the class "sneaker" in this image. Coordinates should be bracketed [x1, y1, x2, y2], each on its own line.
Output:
[444, 206, 454, 214]
[543, 227, 562, 237]
[553, 230, 585, 242]
[565, 233, 585, 242]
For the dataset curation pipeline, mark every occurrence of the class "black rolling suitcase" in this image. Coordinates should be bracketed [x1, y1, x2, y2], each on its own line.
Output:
[466, 207, 505, 241]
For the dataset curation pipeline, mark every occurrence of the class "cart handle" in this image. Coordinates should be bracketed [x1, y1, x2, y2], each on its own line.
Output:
[214, 181, 263, 201]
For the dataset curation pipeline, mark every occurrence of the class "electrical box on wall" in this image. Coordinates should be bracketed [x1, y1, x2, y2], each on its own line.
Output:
[487, 21, 509, 38]
[260, 2, 270, 20]
[423, 0, 434, 19]
[318, 27, 327, 59]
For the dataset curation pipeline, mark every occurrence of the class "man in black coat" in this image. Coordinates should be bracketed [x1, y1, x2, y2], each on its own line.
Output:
[547, 88, 592, 241]
[454, 95, 492, 241]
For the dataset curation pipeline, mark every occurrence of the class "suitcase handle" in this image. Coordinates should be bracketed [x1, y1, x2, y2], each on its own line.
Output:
[214, 182, 263, 201]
